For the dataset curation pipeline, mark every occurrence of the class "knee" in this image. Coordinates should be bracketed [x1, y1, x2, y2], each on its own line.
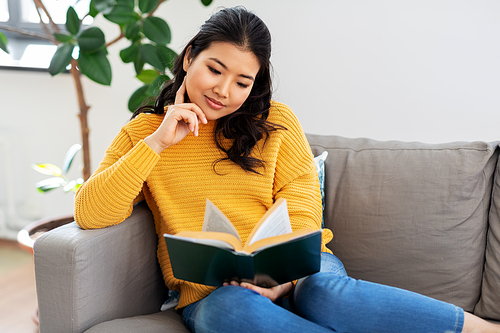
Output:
[319, 253, 347, 276]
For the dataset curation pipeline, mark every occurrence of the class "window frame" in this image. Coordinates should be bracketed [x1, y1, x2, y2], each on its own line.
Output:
[0, 0, 88, 72]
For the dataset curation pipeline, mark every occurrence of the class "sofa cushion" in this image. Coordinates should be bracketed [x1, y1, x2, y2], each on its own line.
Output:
[85, 309, 189, 333]
[474, 147, 500, 320]
[306, 134, 498, 312]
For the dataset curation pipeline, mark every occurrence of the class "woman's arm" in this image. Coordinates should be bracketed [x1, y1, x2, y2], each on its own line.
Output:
[75, 79, 207, 230]
[74, 133, 160, 230]
[270, 103, 333, 251]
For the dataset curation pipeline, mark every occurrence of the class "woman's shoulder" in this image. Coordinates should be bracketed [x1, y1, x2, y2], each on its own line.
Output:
[268, 101, 305, 135]
[269, 100, 295, 118]
[123, 112, 165, 139]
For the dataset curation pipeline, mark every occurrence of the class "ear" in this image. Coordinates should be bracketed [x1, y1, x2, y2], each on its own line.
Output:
[183, 46, 192, 72]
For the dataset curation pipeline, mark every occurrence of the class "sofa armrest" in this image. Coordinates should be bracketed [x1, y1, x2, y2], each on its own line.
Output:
[33, 201, 168, 333]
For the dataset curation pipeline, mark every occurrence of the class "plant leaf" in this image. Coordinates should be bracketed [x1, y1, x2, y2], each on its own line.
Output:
[120, 42, 140, 63]
[63, 178, 84, 192]
[48, 43, 75, 76]
[92, 0, 114, 14]
[36, 177, 66, 193]
[104, 4, 138, 25]
[66, 6, 81, 35]
[200, 0, 213, 6]
[136, 69, 158, 84]
[124, 21, 141, 40]
[78, 49, 112, 85]
[142, 16, 171, 45]
[134, 51, 146, 75]
[128, 84, 152, 111]
[62, 143, 82, 175]
[78, 27, 105, 53]
[117, 0, 135, 9]
[140, 43, 164, 72]
[155, 45, 177, 71]
[88, 0, 99, 17]
[139, 0, 159, 14]
[32, 164, 62, 177]
[0, 31, 9, 54]
[54, 33, 74, 43]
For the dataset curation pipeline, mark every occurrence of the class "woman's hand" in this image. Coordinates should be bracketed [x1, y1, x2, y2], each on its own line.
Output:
[223, 281, 293, 303]
[144, 78, 208, 154]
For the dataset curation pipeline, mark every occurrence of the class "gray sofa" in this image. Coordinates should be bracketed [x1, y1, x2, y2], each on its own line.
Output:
[33, 134, 500, 332]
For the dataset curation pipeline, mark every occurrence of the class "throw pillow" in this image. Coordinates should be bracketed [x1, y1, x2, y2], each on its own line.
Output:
[314, 151, 328, 228]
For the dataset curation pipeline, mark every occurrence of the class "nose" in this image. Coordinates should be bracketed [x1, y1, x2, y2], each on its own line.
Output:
[213, 79, 230, 98]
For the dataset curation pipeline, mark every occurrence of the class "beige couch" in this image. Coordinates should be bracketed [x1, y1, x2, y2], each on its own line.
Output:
[34, 134, 500, 332]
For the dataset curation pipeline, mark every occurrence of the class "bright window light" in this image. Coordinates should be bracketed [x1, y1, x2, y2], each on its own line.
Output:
[20, 0, 92, 25]
[19, 44, 57, 68]
[0, 0, 9, 22]
[0, 0, 92, 70]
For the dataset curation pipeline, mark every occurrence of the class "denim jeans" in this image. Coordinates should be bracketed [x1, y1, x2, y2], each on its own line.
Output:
[182, 253, 464, 333]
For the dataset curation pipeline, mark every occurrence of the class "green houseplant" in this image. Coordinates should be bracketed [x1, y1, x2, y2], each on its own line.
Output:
[0, 0, 213, 183]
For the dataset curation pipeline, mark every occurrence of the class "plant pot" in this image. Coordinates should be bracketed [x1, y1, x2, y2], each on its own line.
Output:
[17, 214, 74, 253]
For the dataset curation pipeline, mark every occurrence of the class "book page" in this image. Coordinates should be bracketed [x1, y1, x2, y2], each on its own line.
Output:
[244, 229, 319, 254]
[247, 199, 292, 246]
[165, 231, 243, 251]
[202, 199, 241, 241]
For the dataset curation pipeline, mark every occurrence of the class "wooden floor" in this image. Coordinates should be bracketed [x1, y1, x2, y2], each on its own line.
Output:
[0, 239, 39, 333]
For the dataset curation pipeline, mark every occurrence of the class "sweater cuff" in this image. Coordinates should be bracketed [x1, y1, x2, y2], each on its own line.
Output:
[283, 279, 297, 299]
[124, 139, 160, 179]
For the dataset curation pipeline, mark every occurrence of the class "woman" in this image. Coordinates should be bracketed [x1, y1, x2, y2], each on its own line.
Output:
[75, 6, 500, 333]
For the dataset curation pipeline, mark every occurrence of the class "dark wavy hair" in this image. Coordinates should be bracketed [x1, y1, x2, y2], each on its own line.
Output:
[132, 6, 284, 174]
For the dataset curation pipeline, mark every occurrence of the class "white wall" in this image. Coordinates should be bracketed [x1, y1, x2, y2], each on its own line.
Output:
[1, 0, 499, 227]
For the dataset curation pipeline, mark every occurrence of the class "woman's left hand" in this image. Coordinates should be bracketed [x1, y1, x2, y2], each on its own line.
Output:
[223, 281, 293, 302]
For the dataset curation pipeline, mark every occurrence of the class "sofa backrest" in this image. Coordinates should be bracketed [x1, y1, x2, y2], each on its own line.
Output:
[306, 134, 498, 316]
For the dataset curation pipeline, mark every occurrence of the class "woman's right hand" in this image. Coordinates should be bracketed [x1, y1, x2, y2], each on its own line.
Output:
[144, 78, 208, 154]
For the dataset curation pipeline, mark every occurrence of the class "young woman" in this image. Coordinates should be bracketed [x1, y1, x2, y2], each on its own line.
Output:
[75, 6, 500, 333]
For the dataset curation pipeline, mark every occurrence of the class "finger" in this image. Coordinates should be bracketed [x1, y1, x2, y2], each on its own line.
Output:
[176, 102, 208, 125]
[174, 77, 187, 105]
[173, 110, 199, 136]
[240, 282, 263, 295]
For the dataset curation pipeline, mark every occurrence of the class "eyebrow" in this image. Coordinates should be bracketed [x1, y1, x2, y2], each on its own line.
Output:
[209, 57, 255, 81]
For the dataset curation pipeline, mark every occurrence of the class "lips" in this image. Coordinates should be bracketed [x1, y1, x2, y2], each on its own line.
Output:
[205, 96, 224, 110]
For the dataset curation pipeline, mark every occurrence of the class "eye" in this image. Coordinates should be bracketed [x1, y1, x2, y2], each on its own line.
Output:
[237, 82, 249, 88]
[208, 66, 221, 75]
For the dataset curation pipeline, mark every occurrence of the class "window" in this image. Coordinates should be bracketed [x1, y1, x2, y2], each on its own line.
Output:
[0, 0, 92, 70]
[0, 0, 9, 23]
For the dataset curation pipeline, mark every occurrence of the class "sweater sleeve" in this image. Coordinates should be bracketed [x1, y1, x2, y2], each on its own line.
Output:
[74, 125, 160, 230]
[271, 103, 333, 253]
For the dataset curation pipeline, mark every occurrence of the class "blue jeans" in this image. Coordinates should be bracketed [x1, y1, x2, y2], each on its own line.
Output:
[182, 253, 464, 333]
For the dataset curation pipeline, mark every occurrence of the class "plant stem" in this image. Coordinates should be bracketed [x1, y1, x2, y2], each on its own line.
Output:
[33, 0, 59, 34]
[69, 59, 91, 181]
[30, 0, 92, 181]
[0, 25, 52, 41]
[106, 30, 124, 48]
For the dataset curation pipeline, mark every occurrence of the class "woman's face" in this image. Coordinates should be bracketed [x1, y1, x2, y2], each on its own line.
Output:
[183, 41, 261, 121]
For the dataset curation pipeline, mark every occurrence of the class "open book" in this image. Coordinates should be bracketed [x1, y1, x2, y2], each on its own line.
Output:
[164, 198, 322, 287]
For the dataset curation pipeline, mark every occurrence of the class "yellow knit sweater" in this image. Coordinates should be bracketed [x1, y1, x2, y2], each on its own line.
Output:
[74, 101, 333, 309]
